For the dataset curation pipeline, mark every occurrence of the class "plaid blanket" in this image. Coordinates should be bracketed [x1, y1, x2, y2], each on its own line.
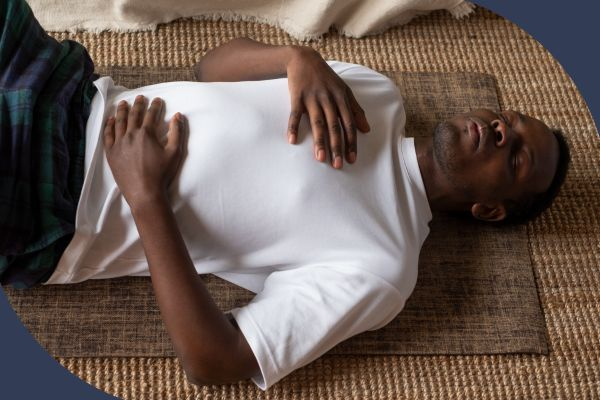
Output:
[0, 0, 97, 288]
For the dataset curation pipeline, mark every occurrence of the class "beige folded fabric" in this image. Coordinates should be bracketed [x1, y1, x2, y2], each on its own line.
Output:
[26, 0, 474, 39]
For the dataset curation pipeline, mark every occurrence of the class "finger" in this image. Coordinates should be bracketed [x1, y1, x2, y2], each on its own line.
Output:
[166, 112, 184, 154]
[335, 94, 357, 163]
[287, 99, 303, 145]
[115, 100, 129, 140]
[321, 95, 343, 169]
[103, 116, 116, 149]
[143, 97, 163, 130]
[347, 88, 370, 133]
[306, 100, 327, 163]
[128, 95, 147, 132]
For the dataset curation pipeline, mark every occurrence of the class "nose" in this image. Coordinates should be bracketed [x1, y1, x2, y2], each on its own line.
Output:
[491, 119, 509, 147]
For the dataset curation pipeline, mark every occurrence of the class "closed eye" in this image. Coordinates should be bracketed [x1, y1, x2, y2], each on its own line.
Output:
[498, 112, 510, 125]
[510, 111, 525, 125]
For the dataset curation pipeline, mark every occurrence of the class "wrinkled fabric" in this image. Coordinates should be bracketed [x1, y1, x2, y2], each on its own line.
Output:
[26, 0, 474, 39]
[0, 0, 97, 288]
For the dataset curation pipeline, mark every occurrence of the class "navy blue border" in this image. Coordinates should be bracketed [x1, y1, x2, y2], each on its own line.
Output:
[0, 1, 597, 398]
[475, 0, 598, 132]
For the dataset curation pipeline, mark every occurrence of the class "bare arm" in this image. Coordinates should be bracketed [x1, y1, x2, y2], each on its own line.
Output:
[103, 96, 259, 385]
[195, 37, 293, 82]
[197, 37, 371, 169]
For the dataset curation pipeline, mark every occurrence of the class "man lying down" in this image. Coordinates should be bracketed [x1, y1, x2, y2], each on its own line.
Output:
[0, 0, 570, 391]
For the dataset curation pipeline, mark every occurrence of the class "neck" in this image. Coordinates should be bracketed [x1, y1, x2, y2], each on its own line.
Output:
[413, 136, 467, 213]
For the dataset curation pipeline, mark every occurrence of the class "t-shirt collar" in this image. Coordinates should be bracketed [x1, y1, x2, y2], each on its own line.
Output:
[400, 137, 433, 221]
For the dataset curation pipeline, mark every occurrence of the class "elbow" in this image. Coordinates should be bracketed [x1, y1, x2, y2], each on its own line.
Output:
[178, 332, 259, 386]
[184, 368, 214, 386]
[182, 357, 252, 387]
[183, 364, 217, 386]
[195, 37, 253, 81]
[184, 370, 245, 386]
[193, 58, 207, 82]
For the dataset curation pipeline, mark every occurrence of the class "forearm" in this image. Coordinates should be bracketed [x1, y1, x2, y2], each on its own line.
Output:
[129, 194, 248, 382]
[196, 37, 309, 82]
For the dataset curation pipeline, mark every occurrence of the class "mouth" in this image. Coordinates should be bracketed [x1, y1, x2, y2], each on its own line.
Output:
[466, 119, 481, 150]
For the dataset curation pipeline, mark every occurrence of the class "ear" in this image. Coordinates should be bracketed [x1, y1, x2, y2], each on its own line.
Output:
[471, 202, 507, 222]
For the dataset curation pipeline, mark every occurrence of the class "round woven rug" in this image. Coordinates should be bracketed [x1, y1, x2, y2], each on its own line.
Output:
[47, 6, 599, 400]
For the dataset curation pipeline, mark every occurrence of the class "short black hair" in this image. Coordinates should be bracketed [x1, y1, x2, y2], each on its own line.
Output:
[502, 129, 570, 225]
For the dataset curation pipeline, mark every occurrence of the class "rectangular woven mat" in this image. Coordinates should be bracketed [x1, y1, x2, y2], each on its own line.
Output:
[3, 67, 549, 357]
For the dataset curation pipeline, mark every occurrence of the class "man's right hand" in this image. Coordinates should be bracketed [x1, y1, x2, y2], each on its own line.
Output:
[286, 46, 370, 169]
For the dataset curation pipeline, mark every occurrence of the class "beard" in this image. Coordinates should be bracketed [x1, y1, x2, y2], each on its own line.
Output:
[433, 121, 460, 175]
[432, 121, 472, 195]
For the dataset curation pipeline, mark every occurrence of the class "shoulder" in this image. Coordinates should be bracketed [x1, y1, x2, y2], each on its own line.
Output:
[326, 60, 389, 80]
[325, 61, 405, 132]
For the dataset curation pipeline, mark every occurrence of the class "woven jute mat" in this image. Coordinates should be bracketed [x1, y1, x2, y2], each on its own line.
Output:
[4, 67, 548, 358]
[6, 6, 599, 399]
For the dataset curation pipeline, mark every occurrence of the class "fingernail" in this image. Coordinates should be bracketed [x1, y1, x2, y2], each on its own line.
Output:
[334, 156, 342, 169]
[288, 134, 296, 144]
[175, 112, 182, 121]
[349, 152, 356, 163]
[119, 100, 127, 106]
[317, 149, 325, 162]
[136, 95, 144, 101]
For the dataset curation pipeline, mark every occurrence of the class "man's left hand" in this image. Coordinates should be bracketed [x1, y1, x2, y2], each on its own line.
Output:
[286, 46, 371, 169]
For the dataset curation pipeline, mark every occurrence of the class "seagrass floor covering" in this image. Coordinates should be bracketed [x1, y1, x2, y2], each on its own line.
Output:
[6, 6, 600, 399]
[4, 67, 548, 357]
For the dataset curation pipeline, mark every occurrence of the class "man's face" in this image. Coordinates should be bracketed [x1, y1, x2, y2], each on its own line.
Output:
[432, 109, 559, 213]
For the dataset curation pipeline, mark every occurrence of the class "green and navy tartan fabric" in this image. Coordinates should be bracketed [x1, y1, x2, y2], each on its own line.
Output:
[0, 0, 97, 288]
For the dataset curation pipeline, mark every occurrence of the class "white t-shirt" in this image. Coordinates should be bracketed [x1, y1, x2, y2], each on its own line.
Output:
[45, 61, 432, 390]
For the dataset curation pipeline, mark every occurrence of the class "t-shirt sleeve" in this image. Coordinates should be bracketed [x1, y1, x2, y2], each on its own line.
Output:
[228, 265, 405, 390]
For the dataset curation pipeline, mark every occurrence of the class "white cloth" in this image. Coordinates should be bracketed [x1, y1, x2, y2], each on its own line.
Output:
[45, 61, 432, 390]
[26, 0, 474, 39]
